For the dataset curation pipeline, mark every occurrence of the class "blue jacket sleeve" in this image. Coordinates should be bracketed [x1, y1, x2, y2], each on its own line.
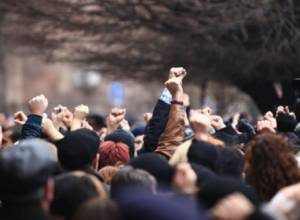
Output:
[21, 114, 43, 140]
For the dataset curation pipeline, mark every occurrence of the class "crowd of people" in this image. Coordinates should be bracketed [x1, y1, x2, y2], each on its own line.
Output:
[1, 67, 300, 220]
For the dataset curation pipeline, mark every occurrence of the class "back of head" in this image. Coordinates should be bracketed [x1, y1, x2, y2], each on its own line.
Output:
[187, 140, 218, 172]
[216, 148, 244, 179]
[86, 114, 106, 131]
[245, 132, 300, 201]
[51, 172, 107, 220]
[129, 153, 174, 187]
[98, 141, 130, 169]
[104, 129, 135, 158]
[197, 176, 257, 209]
[0, 139, 56, 204]
[110, 166, 157, 199]
[73, 198, 122, 220]
[117, 192, 205, 220]
[56, 128, 100, 170]
[98, 166, 120, 185]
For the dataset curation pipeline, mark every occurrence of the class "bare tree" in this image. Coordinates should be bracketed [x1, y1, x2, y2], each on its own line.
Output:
[1, 0, 300, 112]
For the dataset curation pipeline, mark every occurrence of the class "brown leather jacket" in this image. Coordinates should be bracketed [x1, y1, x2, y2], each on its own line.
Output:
[155, 103, 185, 160]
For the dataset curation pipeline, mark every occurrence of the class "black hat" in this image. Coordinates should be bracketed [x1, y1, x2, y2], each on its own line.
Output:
[197, 176, 257, 209]
[0, 139, 56, 201]
[187, 140, 218, 172]
[105, 129, 135, 158]
[129, 153, 174, 187]
[56, 129, 100, 170]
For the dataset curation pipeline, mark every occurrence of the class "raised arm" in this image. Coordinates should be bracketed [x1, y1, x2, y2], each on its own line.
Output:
[155, 68, 186, 159]
[21, 94, 48, 139]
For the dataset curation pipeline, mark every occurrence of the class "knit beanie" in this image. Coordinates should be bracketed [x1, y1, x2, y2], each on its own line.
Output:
[105, 129, 135, 158]
[56, 129, 100, 170]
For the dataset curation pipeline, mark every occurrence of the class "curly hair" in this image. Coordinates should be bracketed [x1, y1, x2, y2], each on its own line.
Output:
[245, 132, 300, 202]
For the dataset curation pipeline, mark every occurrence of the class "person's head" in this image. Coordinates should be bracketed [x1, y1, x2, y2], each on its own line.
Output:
[131, 125, 145, 152]
[0, 139, 57, 213]
[129, 153, 174, 187]
[110, 166, 157, 199]
[56, 128, 100, 171]
[187, 140, 218, 172]
[51, 171, 107, 220]
[197, 176, 257, 210]
[98, 141, 130, 169]
[216, 148, 244, 179]
[73, 198, 122, 220]
[245, 133, 300, 202]
[98, 166, 120, 185]
[104, 129, 135, 158]
[117, 192, 205, 220]
[86, 114, 106, 132]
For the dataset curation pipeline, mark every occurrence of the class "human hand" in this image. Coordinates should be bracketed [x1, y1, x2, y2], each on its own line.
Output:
[210, 115, 226, 130]
[73, 105, 89, 120]
[14, 111, 28, 125]
[172, 162, 198, 195]
[189, 109, 211, 133]
[264, 111, 277, 129]
[164, 77, 183, 100]
[119, 119, 130, 131]
[28, 94, 48, 116]
[256, 120, 276, 133]
[42, 117, 64, 141]
[276, 105, 296, 118]
[169, 67, 187, 80]
[144, 112, 153, 124]
[106, 108, 126, 133]
[211, 193, 254, 220]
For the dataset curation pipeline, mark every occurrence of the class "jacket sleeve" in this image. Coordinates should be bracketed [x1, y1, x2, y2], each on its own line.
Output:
[155, 103, 185, 160]
[142, 100, 170, 153]
[21, 114, 43, 139]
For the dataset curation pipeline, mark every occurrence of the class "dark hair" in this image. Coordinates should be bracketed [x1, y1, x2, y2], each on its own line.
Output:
[245, 133, 300, 202]
[216, 148, 244, 179]
[51, 172, 107, 220]
[86, 114, 106, 131]
[73, 198, 122, 220]
[110, 166, 157, 199]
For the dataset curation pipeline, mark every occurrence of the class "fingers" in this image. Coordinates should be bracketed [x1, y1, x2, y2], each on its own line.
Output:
[169, 67, 187, 80]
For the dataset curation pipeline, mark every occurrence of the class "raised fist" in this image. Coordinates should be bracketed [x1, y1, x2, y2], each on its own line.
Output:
[169, 67, 187, 80]
[14, 111, 28, 125]
[28, 94, 48, 116]
[74, 105, 89, 120]
[264, 111, 277, 129]
[210, 115, 226, 130]
[189, 109, 211, 133]
[256, 120, 275, 133]
[106, 108, 126, 133]
[164, 77, 183, 99]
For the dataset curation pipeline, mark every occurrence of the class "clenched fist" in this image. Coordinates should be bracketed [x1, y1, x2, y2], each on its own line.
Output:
[106, 108, 126, 133]
[74, 105, 89, 120]
[169, 67, 187, 80]
[14, 111, 28, 125]
[28, 94, 48, 116]
[164, 77, 183, 100]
